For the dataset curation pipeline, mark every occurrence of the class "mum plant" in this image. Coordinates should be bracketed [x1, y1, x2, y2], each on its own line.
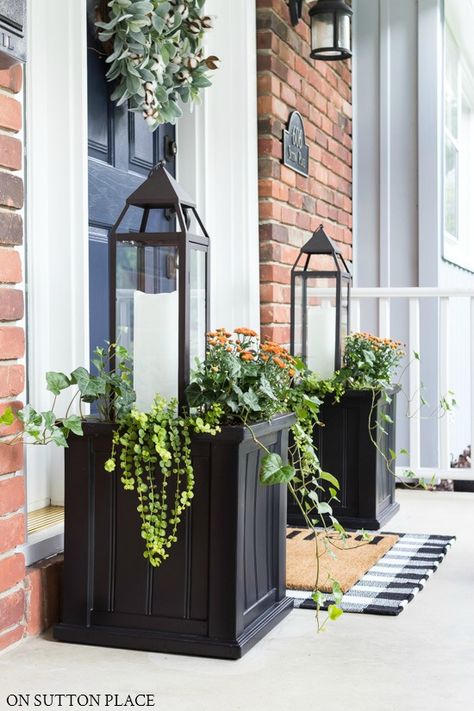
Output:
[187, 328, 346, 626]
[302, 331, 455, 486]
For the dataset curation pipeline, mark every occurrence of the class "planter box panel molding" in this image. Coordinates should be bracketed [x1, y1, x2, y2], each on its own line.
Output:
[288, 390, 400, 530]
[55, 415, 295, 659]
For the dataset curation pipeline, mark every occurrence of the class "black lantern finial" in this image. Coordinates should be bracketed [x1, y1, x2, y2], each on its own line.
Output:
[109, 164, 210, 410]
[309, 0, 352, 61]
[290, 224, 352, 378]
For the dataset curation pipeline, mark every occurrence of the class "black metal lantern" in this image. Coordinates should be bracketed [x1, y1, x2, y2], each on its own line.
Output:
[109, 163, 210, 409]
[309, 0, 352, 61]
[290, 225, 352, 378]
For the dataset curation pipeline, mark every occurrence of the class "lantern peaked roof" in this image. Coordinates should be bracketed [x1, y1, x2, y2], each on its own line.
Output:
[126, 162, 196, 209]
[310, 0, 353, 16]
[301, 224, 342, 256]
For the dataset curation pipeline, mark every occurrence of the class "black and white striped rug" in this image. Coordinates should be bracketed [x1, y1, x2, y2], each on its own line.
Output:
[288, 532, 455, 616]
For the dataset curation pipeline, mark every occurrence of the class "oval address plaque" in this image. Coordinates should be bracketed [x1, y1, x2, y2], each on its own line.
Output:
[282, 111, 309, 177]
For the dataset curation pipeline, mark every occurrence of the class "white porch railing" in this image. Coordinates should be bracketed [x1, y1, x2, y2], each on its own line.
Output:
[351, 287, 474, 482]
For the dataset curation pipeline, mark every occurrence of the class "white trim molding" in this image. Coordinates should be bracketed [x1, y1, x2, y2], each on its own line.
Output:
[25, 0, 89, 559]
[418, 0, 443, 288]
[177, 0, 261, 332]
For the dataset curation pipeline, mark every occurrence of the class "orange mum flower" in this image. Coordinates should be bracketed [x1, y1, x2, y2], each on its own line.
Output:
[240, 351, 255, 361]
[235, 327, 258, 338]
[274, 357, 287, 369]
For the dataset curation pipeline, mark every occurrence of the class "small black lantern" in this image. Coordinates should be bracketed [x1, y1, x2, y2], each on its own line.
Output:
[109, 163, 210, 409]
[290, 225, 352, 378]
[309, 0, 352, 61]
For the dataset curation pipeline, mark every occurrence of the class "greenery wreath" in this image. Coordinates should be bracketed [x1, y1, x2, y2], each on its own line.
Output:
[95, 0, 219, 129]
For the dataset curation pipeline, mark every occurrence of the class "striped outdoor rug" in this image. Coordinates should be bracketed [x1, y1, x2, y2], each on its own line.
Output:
[288, 532, 455, 616]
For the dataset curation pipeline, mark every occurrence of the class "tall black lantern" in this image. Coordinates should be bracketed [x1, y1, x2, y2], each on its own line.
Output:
[109, 163, 210, 409]
[291, 225, 352, 378]
[309, 0, 352, 61]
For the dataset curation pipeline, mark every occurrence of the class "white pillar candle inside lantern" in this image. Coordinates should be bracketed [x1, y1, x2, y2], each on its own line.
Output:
[306, 301, 336, 379]
[133, 290, 179, 410]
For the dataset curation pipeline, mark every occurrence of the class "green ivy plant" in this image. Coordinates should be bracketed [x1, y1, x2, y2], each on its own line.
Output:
[0, 343, 135, 446]
[95, 0, 219, 129]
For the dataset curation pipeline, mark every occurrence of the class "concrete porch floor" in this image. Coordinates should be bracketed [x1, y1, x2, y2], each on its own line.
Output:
[1, 490, 473, 711]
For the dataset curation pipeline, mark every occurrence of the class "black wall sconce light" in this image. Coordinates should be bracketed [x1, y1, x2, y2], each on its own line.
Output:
[289, 0, 353, 61]
[289, 0, 303, 25]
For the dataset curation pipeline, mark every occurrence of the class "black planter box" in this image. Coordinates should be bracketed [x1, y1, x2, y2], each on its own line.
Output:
[288, 390, 400, 530]
[54, 414, 294, 659]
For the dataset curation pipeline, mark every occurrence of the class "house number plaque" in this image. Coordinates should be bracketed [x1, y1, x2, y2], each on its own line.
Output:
[0, 0, 26, 67]
[282, 111, 309, 177]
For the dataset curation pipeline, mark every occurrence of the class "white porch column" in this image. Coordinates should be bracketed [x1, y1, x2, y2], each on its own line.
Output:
[177, 0, 261, 332]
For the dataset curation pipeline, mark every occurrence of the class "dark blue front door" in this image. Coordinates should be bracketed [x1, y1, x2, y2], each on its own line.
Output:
[87, 7, 175, 364]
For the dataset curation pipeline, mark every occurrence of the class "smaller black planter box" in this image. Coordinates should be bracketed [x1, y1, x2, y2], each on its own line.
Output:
[55, 414, 294, 659]
[288, 390, 400, 530]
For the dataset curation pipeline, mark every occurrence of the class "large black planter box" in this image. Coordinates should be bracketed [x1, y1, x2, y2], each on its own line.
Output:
[54, 414, 294, 659]
[288, 390, 400, 530]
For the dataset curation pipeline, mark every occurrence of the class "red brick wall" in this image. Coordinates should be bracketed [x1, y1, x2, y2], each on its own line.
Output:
[0, 63, 64, 655]
[257, 0, 352, 344]
[0, 62, 26, 652]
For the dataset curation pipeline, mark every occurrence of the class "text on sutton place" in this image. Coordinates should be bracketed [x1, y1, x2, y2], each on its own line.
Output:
[5, 694, 157, 708]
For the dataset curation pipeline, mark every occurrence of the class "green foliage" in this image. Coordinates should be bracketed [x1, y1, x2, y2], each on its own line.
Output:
[89, 343, 136, 420]
[186, 327, 297, 424]
[95, 0, 219, 129]
[105, 397, 221, 567]
[339, 332, 405, 390]
[0, 343, 135, 448]
[260, 453, 295, 485]
[185, 327, 347, 627]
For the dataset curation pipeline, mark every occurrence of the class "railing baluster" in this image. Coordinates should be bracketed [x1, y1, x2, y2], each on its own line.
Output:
[352, 299, 361, 333]
[439, 297, 451, 469]
[471, 298, 474, 473]
[408, 298, 421, 471]
[378, 297, 390, 338]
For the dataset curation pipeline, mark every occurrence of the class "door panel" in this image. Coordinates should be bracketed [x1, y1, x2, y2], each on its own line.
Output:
[87, 4, 175, 364]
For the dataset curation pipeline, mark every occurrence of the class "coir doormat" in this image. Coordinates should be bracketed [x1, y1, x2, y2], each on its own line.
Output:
[287, 528, 400, 593]
[287, 531, 456, 616]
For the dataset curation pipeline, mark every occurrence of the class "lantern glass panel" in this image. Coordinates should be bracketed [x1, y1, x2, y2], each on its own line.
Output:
[337, 13, 351, 51]
[340, 280, 350, 361]
[116, 240, 179, 410]
[292, 276, 304, 359]
[190, 247, 207, 370]
[311, 13, 334, 53]
[305, 276, 338, 380]
[114, 206, 146, 233]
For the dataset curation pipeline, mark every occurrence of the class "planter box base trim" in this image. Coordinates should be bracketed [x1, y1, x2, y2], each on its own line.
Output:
[54, 597, 294, 660]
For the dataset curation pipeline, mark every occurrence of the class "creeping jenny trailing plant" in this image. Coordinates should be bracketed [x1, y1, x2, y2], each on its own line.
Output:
[104, 397, 222, 567]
